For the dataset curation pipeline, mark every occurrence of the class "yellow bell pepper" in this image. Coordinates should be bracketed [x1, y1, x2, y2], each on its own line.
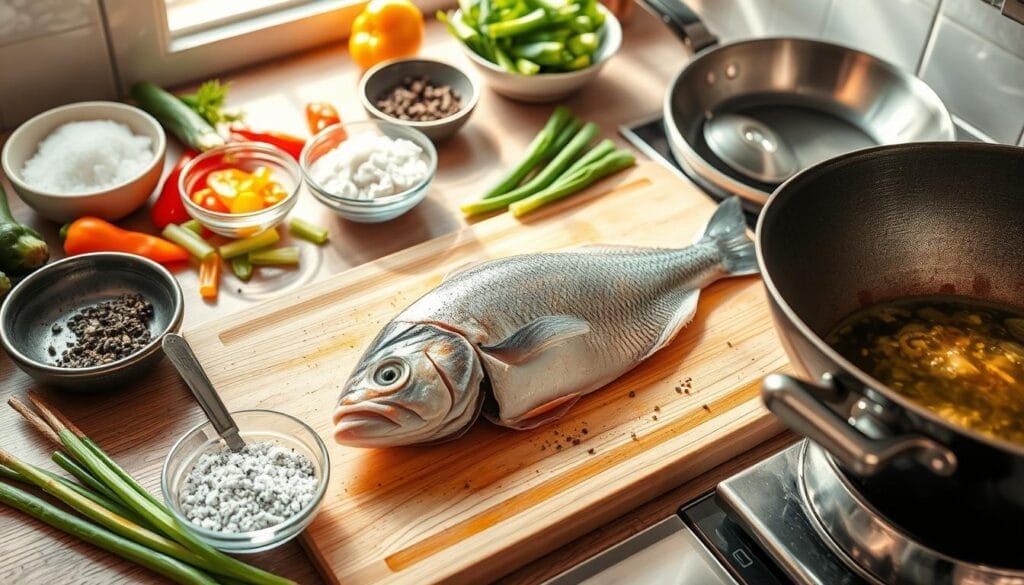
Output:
[349, 0, 424, 70]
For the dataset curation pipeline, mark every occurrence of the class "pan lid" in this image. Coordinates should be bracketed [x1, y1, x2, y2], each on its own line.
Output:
[702, 113, 799, 184]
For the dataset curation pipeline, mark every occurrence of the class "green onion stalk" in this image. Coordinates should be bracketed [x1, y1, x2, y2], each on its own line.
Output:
[509, 150, 636, 217]
[0, 481, 218, 585]
[479, 106, 572, 200]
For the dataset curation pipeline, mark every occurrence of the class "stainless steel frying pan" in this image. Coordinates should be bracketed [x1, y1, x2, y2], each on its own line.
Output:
[637, 0, 956, 206]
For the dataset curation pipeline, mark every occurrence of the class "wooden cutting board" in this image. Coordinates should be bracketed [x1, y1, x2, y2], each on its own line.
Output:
[182, 162, 788, 584]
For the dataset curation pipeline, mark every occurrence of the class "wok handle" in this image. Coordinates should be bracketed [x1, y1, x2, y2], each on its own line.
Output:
[634, 0, 718, 53]
[763, 373, 957, 477]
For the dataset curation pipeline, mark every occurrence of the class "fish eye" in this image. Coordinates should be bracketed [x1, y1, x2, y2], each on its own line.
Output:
[372, 358, 408, 388]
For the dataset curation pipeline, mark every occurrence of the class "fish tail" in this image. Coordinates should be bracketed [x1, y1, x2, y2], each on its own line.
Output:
[701, 197, 759, 276]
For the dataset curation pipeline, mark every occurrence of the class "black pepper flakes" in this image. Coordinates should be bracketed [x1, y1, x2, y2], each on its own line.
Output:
[702, 404, 711, 411]
[628, 390, 636, 398]
[55, 294, 153, 368]
[376, 77, 462, 122]
[587, 448, 595, 455]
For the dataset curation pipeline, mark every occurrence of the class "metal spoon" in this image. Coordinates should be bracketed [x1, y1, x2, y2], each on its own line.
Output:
[162, 333, 245, 452]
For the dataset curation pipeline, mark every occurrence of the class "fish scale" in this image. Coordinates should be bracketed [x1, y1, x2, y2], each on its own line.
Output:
[333, 197, 758, 447]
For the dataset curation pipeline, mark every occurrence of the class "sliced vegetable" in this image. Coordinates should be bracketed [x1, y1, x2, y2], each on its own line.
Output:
[0, 183, 49, 276]
[180, 219, 203, 236]
[0, 272, 10, 300]
[230, 255, 253, 282]
[178, 80, 243, 127]
[509, 149, 636, 217]
[198, 255, 220, 300]
[131, 82, 225, 151]
[230, 128, 305, 160]
[63, 218, 189, 264]
[349, 0, 425, 69]
[289, 218, 329, 245]
[305, 102, 341, 134]
[191, 165, 287, 213]
[151, 150, 198, 230]
[439, 0, 605, 74]
[162, 224, 215, 261]
[218, 228, 280, 259]
[249, 247, 300, 266]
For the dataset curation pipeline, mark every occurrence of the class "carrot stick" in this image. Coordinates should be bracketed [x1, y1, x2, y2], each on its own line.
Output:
[198, 254, 220, 300]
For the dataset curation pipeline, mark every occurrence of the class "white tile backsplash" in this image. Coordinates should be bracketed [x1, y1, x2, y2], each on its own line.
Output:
[920, 15, 1024, 144]
[822, 0, 936, 71]
[0, 23, 117, 124]
[941, 0, 1024, 57]
[768, 0, 833, 38]
[0, 0, 95, 47]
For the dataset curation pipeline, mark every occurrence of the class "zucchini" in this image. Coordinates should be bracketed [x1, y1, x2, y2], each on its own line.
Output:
[130, 81, 225, 151]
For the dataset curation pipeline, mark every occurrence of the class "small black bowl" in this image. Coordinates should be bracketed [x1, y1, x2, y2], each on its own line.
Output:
[0, 252, 184, 390]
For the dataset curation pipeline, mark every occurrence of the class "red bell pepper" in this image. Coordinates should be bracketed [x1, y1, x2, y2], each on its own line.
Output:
[151, 149, 198, 229]
[230, 127, 306, 160]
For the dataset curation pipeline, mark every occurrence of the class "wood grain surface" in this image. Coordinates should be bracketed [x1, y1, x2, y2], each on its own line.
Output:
[182, 163, 788, 584]
[0, 11, 794, 584]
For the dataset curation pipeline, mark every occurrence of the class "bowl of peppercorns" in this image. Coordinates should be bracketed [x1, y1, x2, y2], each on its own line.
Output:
[0, 252, 184, 390]
[359, 58, 479, 142]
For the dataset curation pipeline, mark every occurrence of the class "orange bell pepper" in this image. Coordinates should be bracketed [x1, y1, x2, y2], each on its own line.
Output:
[349, 0, 424, 70]
[305, 102, 341, 134]
[62, 217, 190, 264]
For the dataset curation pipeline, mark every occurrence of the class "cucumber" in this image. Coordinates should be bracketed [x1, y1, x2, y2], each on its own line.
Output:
[130, 81, 225, 151]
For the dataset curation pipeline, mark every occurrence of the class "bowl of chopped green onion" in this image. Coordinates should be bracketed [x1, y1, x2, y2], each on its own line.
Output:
[439, 0, 621, 103]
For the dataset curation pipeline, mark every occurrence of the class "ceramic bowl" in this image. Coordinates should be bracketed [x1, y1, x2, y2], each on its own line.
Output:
[1, 101, 166, 222]
[454, 5, 622, 103]
[300, 120, 436, 223]
[359, 58, 480, 142]
[161, 409, 330, 553]
[178, 142, 301, 238]
[0, 253, 184, 391]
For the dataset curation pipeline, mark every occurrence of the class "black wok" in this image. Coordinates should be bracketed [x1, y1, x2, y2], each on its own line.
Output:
[757, 142, 1024, 565]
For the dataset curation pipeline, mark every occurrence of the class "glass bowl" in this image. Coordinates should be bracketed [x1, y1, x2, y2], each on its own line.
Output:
[299, 120, 437, 223]
[179, 143, 300, 238]
[161, 410, 330, 553]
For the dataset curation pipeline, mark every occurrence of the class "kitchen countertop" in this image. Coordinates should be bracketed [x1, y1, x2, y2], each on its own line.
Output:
[0, 9, 791, 584]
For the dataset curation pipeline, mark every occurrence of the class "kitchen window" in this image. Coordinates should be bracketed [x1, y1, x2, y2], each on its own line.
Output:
[103, 0, 447, 92]
[102, 0, 366, 91]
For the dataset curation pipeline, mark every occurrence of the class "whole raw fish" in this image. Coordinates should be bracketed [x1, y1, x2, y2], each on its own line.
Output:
[334, 197, 757, 447]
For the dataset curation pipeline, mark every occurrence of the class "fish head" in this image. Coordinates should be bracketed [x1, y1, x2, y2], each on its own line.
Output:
[334, 321, 484, 447]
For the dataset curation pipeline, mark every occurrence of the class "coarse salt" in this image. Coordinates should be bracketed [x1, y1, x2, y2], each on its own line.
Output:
[179, 440, 318, 533]
[309, 131, 428, 200]
[21, 119, 153, 194]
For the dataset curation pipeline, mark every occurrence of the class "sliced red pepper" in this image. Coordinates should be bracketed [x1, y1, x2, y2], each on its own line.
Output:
[230, 127, 306, 160]
[151, 149, 198, 229]
[305, 102, 341, 134]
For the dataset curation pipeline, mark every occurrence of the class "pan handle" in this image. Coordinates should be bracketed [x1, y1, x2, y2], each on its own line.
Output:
[763, 373, 957, 477]
[634, 0, 718, 53]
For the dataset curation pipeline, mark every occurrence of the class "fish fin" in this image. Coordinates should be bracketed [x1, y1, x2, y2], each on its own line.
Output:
[480, 316, 591, 365]
[700, 196, 758, 276]
[495, 392, 583, 430]
[642, 289, 700, 359]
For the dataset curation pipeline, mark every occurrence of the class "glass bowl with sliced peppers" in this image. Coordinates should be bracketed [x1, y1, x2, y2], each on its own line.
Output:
[178, 142, 300, 238]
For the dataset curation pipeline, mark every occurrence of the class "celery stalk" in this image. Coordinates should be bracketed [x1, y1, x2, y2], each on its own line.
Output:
[162, 224, 214, 260]
[249, 247, 300, 266]
[217, 228, 279, 259]
[230, 255, 253, 281]
[180, 220, 203, 235]
[288, 218, 329, 245]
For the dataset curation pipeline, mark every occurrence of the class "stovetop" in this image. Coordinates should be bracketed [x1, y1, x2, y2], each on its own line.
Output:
[619, 115, 762, 228]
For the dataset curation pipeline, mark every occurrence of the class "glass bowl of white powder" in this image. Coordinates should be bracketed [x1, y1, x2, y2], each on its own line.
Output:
[300, 120, 437, 223]
[161, 409, 330, 553]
